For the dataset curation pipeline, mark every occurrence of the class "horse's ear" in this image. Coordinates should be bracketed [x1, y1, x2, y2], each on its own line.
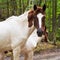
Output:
[43, 4, 46, 11]
[33, 5, 37, 10]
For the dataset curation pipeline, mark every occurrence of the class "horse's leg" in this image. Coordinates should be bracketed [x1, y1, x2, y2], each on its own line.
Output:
[0, 52, 4, 60]
[24, 53, 28, 60]
[13, 46, 20, 60]
[10, 51, 13, 60]
[24, 51, 33, 60]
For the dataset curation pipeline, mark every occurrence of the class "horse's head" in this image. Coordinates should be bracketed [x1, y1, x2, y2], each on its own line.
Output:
[28, 4, 46, 37]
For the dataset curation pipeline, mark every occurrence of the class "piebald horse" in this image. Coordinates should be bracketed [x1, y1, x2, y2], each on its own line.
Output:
[0, 4, 46, 60]
[20, 4, 47, 60]
[9, 4, 47, 60]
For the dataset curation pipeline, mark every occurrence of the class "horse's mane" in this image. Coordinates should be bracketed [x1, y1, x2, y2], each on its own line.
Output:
[5, 10, 34, 22]
[18, 10, 34, 22]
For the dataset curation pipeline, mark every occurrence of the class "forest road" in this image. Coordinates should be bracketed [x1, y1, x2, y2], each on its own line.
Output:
[4, 51, 60, 60]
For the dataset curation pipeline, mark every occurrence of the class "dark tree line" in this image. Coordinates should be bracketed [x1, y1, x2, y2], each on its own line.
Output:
[52, 0, 57, 44]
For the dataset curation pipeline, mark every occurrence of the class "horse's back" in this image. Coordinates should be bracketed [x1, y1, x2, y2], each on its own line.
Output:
[5, 16, 18, 21]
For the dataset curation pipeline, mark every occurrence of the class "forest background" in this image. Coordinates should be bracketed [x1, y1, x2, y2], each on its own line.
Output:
[0, 0, 60, 45]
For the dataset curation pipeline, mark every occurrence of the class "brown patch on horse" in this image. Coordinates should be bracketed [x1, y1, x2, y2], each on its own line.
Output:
[34, 6, 46, 15]
[41, 15, 48, 42]
[34, 15, 39, 29]
[39, 14, 48, 42]
[34, 7, 42, 15]
[28, 4, 46, 28]
[28, 4, 48, 42]
[44, 26, 48, 42]
[28, 7, 45, 27]
[41, 16, 45, 32]
[41, 16, 48, 42]
[41, 26, 48, 42]
[28, 10, 39, 28]
[28, 10, 34, 27]
[45, 31, 48, 42]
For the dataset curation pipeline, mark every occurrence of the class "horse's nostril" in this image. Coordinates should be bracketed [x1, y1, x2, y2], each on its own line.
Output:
[37, 29, 43, 37]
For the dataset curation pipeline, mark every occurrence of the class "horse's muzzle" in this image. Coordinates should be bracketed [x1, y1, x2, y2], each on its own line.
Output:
[37, 28, 43, 37]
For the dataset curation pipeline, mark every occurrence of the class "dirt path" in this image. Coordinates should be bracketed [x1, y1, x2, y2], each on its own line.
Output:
[34, 52, 60, 60]
[4, 51, 60, 60]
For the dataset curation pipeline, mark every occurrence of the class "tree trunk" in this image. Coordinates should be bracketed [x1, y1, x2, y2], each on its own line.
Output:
[37, 0, 41, 6]
[19, 0, 22, 14]
[52, 0, 57, 45]
[10, 0, 17, 15]
[7, 0, 9, 17]
[19, 0, 23, 14]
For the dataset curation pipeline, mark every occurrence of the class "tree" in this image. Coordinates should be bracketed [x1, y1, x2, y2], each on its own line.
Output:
[7, 0, 9, 17]
[52, 0, 57, 45]
[10, 0, 17, 15]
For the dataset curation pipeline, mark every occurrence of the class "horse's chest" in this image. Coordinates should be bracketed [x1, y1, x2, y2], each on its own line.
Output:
[0, 34, 11, 51]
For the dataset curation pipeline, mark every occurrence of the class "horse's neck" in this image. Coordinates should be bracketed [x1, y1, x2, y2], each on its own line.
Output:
[16, 12, 28, 27]
[17, 11, 35, 38]
[25, 29, 42, 50]
[18, 11, 29, 22]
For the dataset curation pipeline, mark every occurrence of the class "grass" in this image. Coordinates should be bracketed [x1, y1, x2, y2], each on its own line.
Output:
[34, 41, 60, 53]
[34, 42, 55, 52]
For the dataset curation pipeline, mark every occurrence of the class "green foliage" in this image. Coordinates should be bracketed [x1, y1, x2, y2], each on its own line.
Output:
[45, 0, 60, 40]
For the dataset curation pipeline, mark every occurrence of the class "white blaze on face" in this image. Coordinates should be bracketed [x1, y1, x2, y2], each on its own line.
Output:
[37, 13, 44, 28]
